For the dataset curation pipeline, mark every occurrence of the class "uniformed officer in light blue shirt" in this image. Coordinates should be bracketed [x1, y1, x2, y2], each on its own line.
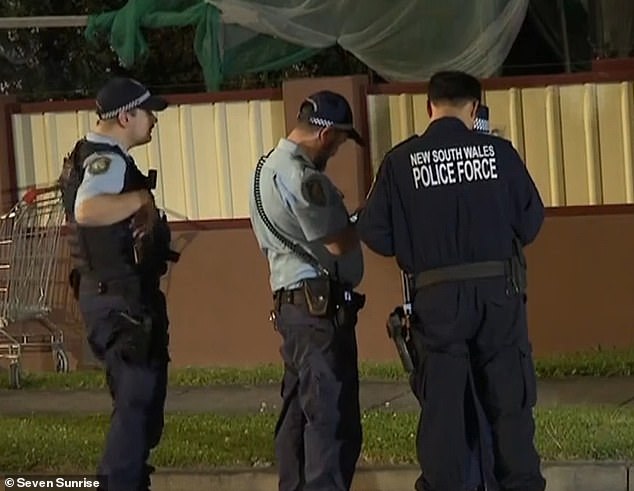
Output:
[249, 90, 366, 491]
[58, 77, 175, 491]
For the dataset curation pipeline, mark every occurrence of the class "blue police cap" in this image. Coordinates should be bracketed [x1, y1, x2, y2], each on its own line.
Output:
[95, 77, 168, 120]
[298, 90, 364, 146]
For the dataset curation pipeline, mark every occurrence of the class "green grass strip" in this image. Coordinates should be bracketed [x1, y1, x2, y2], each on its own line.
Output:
[2, 406, 634, 472]
[2, 345, 634, 390]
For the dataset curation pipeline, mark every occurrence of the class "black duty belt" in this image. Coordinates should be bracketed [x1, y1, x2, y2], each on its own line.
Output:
[273, 288, 307, 306]
[415, 260, 508, 290]
[80, 275, 140, 297]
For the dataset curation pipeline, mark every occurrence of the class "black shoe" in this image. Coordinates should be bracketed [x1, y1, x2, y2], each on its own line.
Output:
[137, 464, 155, 491]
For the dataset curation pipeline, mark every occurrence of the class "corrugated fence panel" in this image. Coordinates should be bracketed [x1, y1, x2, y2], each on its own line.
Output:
[226, 102, 255, 217]
[367, 95, 392, 175]
[156, 105, 188, 220]
[520, 87, 564, 207]
[619, 82, 634, 203]
[12, 85, 634, 211]
[46, 112, 80, 186]
[543, 86, 567, 206]
[367, 81, 634, 206]
[11, 113, 34, 195]
[184, 104, 223, 220]
[388, 94, 414, 146]
[596, 82, 633, 204]
[30, 114, 51, 192]
[412, 94, 431, 135]
[11, 98, 285, 219]
[559, 84, 594, 205]
[483, 88, 526, 157]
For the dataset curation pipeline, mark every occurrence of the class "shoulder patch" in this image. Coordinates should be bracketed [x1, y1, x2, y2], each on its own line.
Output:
[86, 156, 111, 175]
[301, 175, 328, 206]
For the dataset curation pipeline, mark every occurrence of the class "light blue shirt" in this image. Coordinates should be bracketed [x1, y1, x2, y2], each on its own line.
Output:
[74, 133, 129, 216]
[248, 138, 364, 292]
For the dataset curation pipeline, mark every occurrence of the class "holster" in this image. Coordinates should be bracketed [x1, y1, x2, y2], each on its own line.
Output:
[332, 281, 366, 328]
[302, 277, 366, 327]
[110, 310, 153, 365]
[386, 307, 415, 373]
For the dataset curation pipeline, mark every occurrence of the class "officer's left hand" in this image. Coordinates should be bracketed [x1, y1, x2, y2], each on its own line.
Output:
[131, 202, 159, 239]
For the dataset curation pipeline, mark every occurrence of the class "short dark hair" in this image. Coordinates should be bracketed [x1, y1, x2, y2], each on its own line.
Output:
[428, 71, 482, 106]
[297, 101, 322, 130]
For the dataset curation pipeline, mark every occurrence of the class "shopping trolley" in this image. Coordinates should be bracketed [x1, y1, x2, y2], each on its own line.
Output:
[0, 184, 70, 389]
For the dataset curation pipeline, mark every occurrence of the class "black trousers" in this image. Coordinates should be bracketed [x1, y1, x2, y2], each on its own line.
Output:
[79, 281, 170, 491]
[274, 303, 362, 491]
[409, 277, 546, 491]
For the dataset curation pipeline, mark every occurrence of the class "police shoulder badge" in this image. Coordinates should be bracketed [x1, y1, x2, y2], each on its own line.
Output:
[86, 155, 111, 175]
[301, 175, 328, 206]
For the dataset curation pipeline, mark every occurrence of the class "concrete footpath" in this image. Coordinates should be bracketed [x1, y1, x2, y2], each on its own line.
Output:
[2, 376, 634, 415]
[2, 376, 634, 491]
[143, 463, 634, 491]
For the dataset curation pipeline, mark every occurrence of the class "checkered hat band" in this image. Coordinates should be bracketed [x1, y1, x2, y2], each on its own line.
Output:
[308, 116, 334, 127]
[98, 90, 151, 119]
[474, 118, 489, 132]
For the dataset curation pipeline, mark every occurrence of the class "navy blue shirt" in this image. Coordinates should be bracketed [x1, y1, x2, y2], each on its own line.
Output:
[357, 117, 544, 274]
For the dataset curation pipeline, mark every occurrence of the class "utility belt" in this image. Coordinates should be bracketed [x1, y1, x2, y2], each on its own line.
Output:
[415, 240, 527, 295]
[273, 277, 366, 326]
[80, 273, 164, 365]
[69, 262, 162, 301]
[77, 273, 141, 299]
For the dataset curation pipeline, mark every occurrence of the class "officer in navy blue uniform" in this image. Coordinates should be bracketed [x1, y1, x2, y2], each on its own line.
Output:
[358, 71, 547, 491]
[249, 91, 366, 491]
[58, 77, 179, 491]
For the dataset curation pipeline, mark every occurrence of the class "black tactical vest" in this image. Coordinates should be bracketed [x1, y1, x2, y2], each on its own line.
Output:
[58, 139, 155, 281]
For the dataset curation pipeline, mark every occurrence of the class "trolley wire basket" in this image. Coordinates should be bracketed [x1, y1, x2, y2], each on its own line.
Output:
[0, 185, 70, 388]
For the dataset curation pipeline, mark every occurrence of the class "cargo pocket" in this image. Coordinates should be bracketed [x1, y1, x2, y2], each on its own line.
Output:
[519, 342, 537, 409]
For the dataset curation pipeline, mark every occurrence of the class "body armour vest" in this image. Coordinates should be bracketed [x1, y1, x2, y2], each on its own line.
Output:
[59, 139, 154, 281]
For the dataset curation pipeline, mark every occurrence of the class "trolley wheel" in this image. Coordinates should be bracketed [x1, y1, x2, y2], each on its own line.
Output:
[9, 362, 21, 389]
[54, 347, 70, 373]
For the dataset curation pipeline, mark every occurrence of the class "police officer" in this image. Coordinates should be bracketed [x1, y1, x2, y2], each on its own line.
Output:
[358, 71, 547, 491]
[58, 77, 178, 491]
[248, 90, 366, 491]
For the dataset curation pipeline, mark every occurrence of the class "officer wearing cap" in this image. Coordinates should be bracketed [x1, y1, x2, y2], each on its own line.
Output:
[248, 90, 366, 491]
[58, 77, 179, 491]
[358, 71, 547, 491]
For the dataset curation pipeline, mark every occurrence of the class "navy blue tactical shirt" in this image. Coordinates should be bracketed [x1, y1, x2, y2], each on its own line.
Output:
[357, 117, 544, 274]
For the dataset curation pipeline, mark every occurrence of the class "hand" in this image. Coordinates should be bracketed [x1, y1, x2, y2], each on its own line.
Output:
[112, 310, 152, 365]
[137, 189, 154, 207]
[131, 196, 159, 240]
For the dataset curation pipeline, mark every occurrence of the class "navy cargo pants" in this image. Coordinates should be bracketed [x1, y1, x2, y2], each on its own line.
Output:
[410, 374, 494, 490]
[78, 277, 169, 491]
[409, 277, 546, 491]
[273, 300, 362, 491]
